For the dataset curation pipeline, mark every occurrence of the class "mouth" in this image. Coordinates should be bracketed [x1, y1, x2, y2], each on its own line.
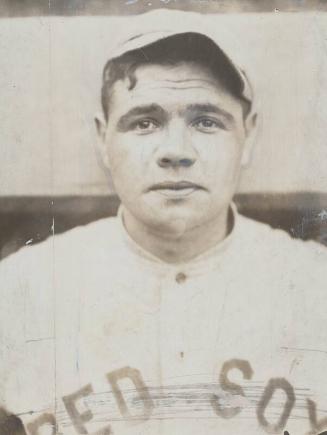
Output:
[148, 181, 204, 198]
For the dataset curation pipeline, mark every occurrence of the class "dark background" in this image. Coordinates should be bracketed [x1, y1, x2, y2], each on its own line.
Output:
[1, 193, 326, 260]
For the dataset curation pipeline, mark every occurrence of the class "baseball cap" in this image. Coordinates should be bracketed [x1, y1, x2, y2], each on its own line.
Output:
[102, 10, 255, 115]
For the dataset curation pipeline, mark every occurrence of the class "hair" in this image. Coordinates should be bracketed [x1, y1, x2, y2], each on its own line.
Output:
[101, 32, 251, 121]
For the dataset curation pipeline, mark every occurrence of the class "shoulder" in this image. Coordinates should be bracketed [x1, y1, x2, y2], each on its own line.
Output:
[233, 215, 326, 331]
[54, 214, 121, 249]
[237, 212, 326, 251]
[0, 216, 121, 277]
[0, 216, 124, 343]
[236, 215, 327, 341]
[236, 213, 326, 274]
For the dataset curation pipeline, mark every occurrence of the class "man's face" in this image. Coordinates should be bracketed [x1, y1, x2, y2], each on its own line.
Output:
[98, 61, 253, 235]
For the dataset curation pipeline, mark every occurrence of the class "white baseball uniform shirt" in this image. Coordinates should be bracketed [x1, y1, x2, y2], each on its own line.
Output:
[0, 204, 326, 435]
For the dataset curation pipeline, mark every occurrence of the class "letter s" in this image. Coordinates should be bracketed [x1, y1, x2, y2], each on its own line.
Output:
[211, 359, 253, 419]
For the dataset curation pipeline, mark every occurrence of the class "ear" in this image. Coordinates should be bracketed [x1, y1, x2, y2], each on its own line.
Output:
[94, 112, 110, 169]
[241, 111, 258, 167]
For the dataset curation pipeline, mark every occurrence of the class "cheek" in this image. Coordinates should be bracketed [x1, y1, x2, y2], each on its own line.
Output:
[196, 133, 243, 176]
[105, 134, 133, 172]
[105, 135, 149, 189]
[107, 132, 158, 174]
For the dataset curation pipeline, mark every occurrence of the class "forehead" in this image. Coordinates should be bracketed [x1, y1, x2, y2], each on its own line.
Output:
[109, 62, 244, 118]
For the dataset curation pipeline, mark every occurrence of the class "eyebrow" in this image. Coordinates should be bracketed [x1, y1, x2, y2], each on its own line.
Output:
[117, 104, 166, 130]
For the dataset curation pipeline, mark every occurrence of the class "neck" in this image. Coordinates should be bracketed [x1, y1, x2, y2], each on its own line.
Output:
[122, 207, 232, 264]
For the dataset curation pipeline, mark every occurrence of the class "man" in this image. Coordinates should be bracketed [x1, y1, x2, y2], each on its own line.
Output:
[0, 10, 326, 435]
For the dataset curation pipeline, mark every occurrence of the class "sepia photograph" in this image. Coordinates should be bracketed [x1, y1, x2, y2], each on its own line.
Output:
[0, 1, 327, 434]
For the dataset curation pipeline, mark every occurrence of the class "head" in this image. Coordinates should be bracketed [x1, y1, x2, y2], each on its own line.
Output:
[96, 32, 257, 236]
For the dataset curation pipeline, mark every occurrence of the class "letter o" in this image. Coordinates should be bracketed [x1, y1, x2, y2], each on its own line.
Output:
[257, 378, 295, 434]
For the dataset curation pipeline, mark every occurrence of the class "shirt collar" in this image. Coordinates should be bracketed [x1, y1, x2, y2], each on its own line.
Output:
[117, 203, 239, 274]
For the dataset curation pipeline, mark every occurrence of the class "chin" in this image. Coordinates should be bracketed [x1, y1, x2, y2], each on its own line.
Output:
[155, 203, 195, 219]
[152, 219, 191, 238]
[146, 208, 203, 236]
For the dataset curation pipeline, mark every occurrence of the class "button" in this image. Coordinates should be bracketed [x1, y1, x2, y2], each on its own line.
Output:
[175, 272, 187, 284]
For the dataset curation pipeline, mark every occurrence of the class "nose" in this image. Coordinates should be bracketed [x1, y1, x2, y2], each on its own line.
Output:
[156, 123, 197, 169]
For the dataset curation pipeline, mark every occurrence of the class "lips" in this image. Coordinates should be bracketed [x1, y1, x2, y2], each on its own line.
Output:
[148, 181, 204, 197]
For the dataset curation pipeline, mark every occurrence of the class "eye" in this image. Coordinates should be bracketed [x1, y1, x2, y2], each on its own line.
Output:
[133, 119, 159, 133]
[192, 117, 225, 133]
